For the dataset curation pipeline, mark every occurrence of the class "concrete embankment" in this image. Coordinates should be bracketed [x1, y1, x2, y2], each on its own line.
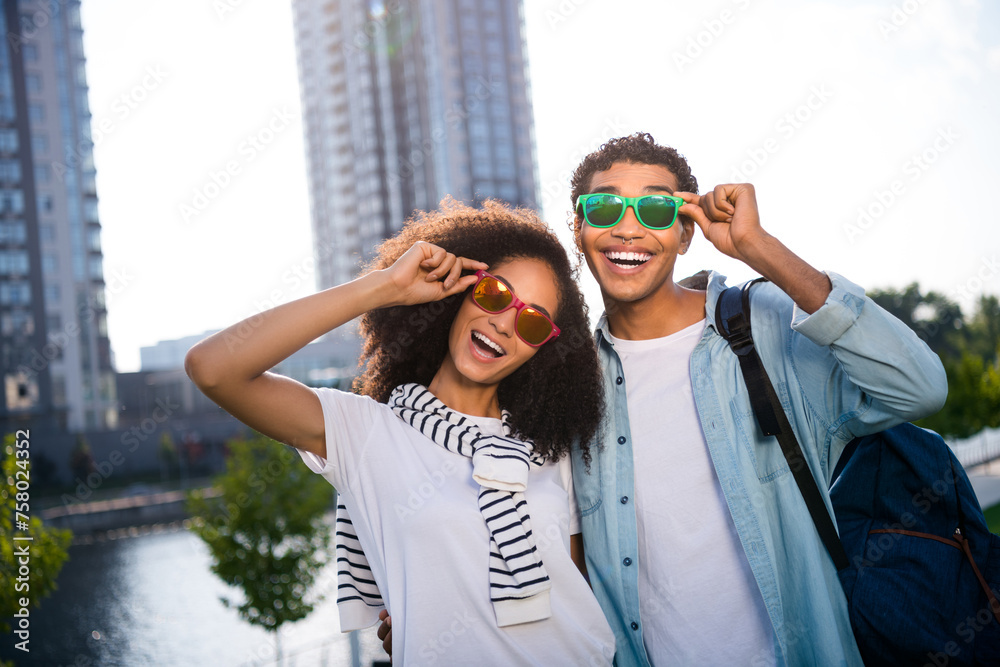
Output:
[41, 488, 221, 533]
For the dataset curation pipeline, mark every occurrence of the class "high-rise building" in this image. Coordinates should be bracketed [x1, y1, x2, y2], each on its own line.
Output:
[291, 0, 540, 289]
[0, 0, 116, 432]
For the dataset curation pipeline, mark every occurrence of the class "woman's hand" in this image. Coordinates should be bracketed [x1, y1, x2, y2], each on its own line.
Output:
[381, 241, 488, 308]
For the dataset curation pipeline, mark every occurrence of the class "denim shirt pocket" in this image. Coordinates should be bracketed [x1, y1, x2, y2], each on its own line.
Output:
[731, 390, 791, 484]
[571, 443, 603, 516]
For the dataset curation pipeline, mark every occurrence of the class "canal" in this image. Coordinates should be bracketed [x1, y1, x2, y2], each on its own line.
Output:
[2, 524, 385, 666]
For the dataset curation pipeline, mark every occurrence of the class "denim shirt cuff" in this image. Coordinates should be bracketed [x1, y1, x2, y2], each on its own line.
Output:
[790, 271, 866, 346]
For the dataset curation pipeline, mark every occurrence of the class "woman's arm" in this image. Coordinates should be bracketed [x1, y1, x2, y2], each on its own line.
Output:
[184, 242, 486, 458]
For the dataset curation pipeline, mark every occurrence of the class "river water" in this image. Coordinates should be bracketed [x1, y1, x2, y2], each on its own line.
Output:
[1, 525, 385, 666]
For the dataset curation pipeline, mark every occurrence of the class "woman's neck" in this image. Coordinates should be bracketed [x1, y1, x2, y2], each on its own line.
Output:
[426, 357, 502, 419]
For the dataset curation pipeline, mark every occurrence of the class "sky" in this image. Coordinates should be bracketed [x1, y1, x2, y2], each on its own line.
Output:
[77, 0, 1000, 372]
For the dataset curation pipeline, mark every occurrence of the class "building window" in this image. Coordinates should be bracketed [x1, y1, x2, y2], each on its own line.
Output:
[87, 227, 101, 252]
[27, 104, 44, 122]
[0, 190, 25, 214]
[34, 164, 50, 183]
[43, 284, 58, 304]
[88, 256, 103, 281]
[5, 373, 39, 411]
[31, 134, 47, 154]
[0, 129, 17, 153]
[22, 44, 37, 62]
[41, 253, 56, 275]
[0, 310, 34, 336]
[0, 250, 29, 275]
[39, 224, 54, 242]
[0, 160, 21, 183]
[0, 282, 30, 305]
[37, 194, 53, 213]
[25, 74, 41, 94]
[0, 222, 26, 244]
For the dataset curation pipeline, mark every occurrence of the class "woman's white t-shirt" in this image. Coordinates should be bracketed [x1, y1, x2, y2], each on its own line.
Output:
[298, 388, 615, 666]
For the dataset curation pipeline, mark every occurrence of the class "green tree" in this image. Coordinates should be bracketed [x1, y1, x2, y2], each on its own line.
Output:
[868, 283, 965, 359]
[1, 434, 72, 662]
[186, 434, 334, 664]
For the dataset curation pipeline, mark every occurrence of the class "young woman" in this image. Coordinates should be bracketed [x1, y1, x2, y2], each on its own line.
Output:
[185, 198, 615, 665]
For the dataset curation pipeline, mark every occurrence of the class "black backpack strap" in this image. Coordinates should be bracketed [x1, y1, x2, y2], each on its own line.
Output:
[715, 279, 850, 572]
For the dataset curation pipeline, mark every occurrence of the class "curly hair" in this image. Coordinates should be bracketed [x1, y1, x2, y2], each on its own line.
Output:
[569, 132, 699, 242]
[353, 197, 603, 465]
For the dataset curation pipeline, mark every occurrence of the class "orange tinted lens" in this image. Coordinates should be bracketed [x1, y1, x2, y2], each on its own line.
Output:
[473, 276, 512, 312]
[516, 308, 553, 345]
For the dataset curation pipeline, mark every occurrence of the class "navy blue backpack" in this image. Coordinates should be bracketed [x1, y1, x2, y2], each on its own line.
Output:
[716, 279, 1000, 666]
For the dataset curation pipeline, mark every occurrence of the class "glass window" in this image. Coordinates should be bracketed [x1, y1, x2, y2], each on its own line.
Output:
[25, 74, 41, 93]
[37, 194, 53, 213]
[88, 256, 103, 280]
[41, 253, 56, 275]
[43, 284, 58, 303]
[0, 250, 29, 274]
[0, 160, 21, 182]
[84, 199, 99, 223]
[0, 129, 17, 153]
[0, 282, 30, 305]
[22, 44, 37, 61]
[0, 189, 25, 214]
[31, 134, 47, 154]
[39, 224, 54, 242]
[27, 104, 43, 122]
[87, 227, 101, 251]
[34, 164, 49, 183]
[0, 222, 26, 243]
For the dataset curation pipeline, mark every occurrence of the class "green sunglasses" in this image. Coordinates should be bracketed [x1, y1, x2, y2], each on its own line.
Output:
[576, 193, 685, 230]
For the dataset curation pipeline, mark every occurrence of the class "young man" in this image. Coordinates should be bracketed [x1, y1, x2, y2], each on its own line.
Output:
[569, 133, 947, 666]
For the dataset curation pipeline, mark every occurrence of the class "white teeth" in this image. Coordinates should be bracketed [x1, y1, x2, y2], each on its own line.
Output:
[604, 251, 652, 264]
[473, 331, 505, 356]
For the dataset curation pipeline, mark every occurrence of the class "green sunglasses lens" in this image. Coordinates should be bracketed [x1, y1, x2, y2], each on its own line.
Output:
[515, 308, 554, 346]
[584, 195, 625, 227]
[636, 196, 678, 229]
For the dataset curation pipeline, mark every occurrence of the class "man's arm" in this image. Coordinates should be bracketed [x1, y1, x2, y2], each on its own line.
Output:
[678, 183, 831, 313]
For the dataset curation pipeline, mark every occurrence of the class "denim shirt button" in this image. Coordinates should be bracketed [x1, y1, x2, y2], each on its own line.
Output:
[623, 557, 632, 566]
[620, 496, 628, 504]
[616, 376, 623, 385]
[617, 436, 626, 445]
[631, 621, 639, 631]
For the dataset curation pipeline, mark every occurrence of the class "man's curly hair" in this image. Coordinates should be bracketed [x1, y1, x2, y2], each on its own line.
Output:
[569, 132, 699, 242]
[354, 197, 603, 464]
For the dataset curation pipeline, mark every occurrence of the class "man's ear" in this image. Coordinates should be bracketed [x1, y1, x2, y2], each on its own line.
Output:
[678, 216, 695, 254]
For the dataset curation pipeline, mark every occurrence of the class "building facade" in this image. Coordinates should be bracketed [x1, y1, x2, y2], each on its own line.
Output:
[0, 0, 116, 433]
[291, 0, 540, 289]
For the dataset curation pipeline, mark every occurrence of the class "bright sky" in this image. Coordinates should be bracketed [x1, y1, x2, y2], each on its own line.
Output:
[79, 0, 1000, 372]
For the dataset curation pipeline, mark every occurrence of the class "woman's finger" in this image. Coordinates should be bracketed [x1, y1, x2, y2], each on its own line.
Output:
[427, 252, 458, 282]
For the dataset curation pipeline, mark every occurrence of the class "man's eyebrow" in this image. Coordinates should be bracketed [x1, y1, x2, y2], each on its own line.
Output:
[495, 274, 553, 318]
[587, 184, 676, 195]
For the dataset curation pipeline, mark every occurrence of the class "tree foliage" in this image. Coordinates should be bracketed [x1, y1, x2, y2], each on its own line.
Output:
[868, 285, 1000, 438]
[186, 434, 334, 643]
[1, 434, 72, 634]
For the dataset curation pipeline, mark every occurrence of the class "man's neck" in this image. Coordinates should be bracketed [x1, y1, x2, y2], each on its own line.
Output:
[604, 281, 707, 341]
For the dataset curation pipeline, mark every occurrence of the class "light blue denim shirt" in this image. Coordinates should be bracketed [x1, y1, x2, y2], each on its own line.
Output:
[571, 271, 948, 667]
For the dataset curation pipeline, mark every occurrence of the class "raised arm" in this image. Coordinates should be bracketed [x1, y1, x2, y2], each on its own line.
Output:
[678, 183, 831, 314]
[184, 242, 486, 458]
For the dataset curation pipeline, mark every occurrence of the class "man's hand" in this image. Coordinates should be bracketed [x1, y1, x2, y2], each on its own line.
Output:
[678, 183, 769, 264]
[680, 183, 832, 313]
[377, 610, 392, 659]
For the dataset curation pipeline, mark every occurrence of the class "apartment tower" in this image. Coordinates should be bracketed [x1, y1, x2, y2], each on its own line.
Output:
[0, 0, 116, 432]
[291, 0, 540, 289]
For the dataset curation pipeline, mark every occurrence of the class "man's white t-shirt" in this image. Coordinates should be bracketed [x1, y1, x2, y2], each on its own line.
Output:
[297, 388, 615, 666]
[610, 320, 775, 666]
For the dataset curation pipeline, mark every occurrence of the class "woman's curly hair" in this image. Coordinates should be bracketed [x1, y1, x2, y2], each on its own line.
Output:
[354, 197, 603, 464]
